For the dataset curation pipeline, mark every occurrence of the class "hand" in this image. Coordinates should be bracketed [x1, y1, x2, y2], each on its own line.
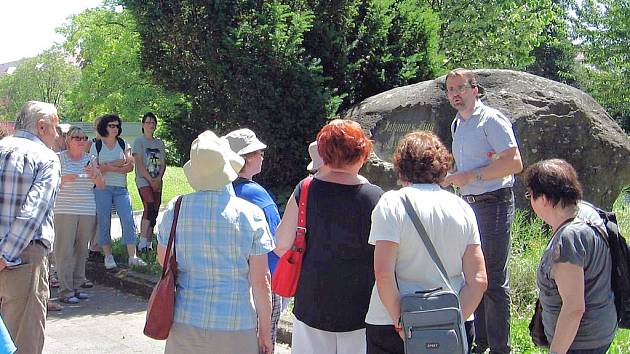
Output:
[394, 323, 405, 341]
[440, 171, 474, 188]
[150, 178, 162, 191]
[0, 258, 6, 272]
[257, 327, 272, 354]
[62, 174, 78, 184]
[109, 158, 126, 167]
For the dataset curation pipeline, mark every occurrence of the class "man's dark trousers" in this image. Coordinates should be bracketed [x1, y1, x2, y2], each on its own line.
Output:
[470, 192, 514, 354]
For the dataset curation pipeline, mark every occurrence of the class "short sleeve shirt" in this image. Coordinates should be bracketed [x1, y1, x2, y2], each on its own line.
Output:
[232, 178, 281, 274]
[157, 187, 275, 331]
[54, 151, 96, 216]
[451, 100, 519, 195]
[89, 140, 131, 187]
[365, 184, 480, 325]
[536, 219, 616, 350]
[132, 135, 166, 188]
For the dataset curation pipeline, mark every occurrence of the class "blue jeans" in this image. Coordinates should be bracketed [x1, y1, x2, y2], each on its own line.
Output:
[470, 192, 514, 354]
[94, 186, 137, 246]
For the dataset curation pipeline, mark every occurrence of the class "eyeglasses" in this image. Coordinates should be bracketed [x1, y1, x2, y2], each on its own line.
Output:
[525, 191, 532, 200]
[107, 124, 120, 128]
[446, 84, 471, 95]
[143, 121, 156, 125]
[71, 136, 88, 141]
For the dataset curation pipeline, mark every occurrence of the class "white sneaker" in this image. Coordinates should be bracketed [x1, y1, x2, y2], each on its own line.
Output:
[129, 256, 147, 267]
[137, 238, 152, 253]
[104, 255, 117, 270]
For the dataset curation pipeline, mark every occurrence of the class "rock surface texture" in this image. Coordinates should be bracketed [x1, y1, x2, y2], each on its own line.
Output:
[347, 69, 630, 209]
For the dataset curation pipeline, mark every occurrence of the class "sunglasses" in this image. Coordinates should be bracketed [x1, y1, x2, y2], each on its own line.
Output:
[107, 124, 120, 128]
[71, 136, 88, 141]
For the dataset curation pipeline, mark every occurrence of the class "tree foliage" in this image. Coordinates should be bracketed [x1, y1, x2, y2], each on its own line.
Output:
[432, 0, 557, 69]
[123, 0, 444, 188]
[58, 0, 186, 123]
[0, 49, 81, 120]
[572, 0, 630, 128]
[526, 0, 577, 85]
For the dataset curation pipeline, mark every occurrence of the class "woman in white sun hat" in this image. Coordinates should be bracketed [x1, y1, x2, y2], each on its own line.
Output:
[157, 130, 275, 354]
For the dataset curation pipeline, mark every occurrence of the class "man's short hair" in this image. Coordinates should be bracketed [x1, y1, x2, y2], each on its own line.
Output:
[445, 68, 479, 89]
[14, 101, 58, 134]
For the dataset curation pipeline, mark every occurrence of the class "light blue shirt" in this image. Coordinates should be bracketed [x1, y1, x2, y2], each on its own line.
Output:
[157, 185, 274, 331]
[451, 100, 518, 195]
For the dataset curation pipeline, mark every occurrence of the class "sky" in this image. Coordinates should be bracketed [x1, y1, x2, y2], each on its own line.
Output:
[0, 0, 104, 64]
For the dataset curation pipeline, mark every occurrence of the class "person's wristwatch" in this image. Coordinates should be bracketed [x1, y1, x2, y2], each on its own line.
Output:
[474, 168, 483, 181]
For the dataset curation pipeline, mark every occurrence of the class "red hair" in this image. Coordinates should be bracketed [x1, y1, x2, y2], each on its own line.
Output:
[316, 119, 372, 168]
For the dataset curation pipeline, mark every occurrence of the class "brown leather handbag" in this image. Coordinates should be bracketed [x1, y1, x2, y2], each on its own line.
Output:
[143, 196, 183, 340]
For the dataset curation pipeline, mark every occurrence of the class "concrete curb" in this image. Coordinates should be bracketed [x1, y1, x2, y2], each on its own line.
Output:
[85, 259, 293, 346]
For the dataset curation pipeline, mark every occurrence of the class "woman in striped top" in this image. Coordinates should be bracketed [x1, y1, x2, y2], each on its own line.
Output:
[53, 126, 105, 304]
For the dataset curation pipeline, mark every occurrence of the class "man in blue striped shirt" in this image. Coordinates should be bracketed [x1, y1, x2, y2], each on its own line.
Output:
[0, 101, 61, 354]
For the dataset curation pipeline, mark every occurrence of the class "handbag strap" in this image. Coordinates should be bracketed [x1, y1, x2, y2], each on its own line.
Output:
[295, 177, 313, 239]
[401, 194, 454, 293]
[161, 196, 183, 277]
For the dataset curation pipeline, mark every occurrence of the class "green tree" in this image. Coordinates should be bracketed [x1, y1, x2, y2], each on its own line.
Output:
[123, 0, 444, 187]
[0, 49, 81, 120]
[432, 0, 557, 70]
[59, 0, 186, 123]
[526, 0, 577, 85]
[573, 0, 629, 129]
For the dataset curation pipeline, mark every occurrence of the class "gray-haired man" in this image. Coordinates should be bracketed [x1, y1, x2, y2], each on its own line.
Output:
[441, 69, 523, 354]
[0, 101, 61, 354]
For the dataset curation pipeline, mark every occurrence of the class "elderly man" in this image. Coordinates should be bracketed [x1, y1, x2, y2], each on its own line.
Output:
[0, 101, 61, 354]
[441, 69, 523, 354]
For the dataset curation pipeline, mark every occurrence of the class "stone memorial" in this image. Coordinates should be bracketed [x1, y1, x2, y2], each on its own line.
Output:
[347, 69, 630, 209]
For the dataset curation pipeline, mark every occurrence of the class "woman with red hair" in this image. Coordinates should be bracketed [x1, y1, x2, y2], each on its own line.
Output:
[276, 119, 383, 354]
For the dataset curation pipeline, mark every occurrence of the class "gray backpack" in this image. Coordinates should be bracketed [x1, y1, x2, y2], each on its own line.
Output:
[399, 195, 467, 354]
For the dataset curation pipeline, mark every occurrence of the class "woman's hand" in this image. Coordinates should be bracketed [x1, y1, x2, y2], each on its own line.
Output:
[61, 174, 78, 184]
[257, 327, 273, 354]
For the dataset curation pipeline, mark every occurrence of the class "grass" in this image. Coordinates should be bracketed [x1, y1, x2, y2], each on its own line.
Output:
[126, 166, 193, 211]
[510, 194, 630, 352]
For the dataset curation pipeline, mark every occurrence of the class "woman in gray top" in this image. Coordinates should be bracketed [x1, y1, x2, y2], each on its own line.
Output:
[524, 159, 616, 354]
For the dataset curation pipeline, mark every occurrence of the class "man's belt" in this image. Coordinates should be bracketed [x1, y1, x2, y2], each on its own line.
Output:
[463, 187, 512, 204]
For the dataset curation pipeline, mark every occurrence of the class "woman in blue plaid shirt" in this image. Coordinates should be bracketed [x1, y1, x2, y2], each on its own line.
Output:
[156, 131, 275, 354]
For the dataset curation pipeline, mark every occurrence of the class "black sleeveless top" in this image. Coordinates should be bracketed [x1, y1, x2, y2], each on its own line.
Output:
[292, 178, 383, 331]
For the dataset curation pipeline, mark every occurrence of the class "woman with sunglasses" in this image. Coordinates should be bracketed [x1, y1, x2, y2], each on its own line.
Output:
[90, 114, 147, 270]
[53, 126, 105, 303]
[524, 159, 616, 354]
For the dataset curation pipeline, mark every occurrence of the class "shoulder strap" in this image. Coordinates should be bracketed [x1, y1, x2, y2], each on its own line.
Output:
[95, 139, 103, 155]
[117, 137, 126, 150]
[162, 196, 183, 278]
[401, 194, 454, 292]
[297, 177, 313, 231]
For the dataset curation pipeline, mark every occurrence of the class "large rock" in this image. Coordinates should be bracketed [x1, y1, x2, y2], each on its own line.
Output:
[347, 69, 630, 209]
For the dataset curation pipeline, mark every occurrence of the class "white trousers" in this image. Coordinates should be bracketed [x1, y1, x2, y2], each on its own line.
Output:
[291, 316, 366, 354]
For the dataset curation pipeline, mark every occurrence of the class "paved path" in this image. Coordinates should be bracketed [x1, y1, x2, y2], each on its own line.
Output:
[44, 284, 291, 354]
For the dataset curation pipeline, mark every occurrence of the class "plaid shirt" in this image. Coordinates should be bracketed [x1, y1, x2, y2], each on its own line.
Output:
[157, 186, 274, 331]
[0, 131, 60, 265]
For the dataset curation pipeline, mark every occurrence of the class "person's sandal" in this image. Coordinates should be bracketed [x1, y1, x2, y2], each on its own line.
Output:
[59, 296, 80, 304]
[80, 281, 94, 288]
[47, 300, 63, 311]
